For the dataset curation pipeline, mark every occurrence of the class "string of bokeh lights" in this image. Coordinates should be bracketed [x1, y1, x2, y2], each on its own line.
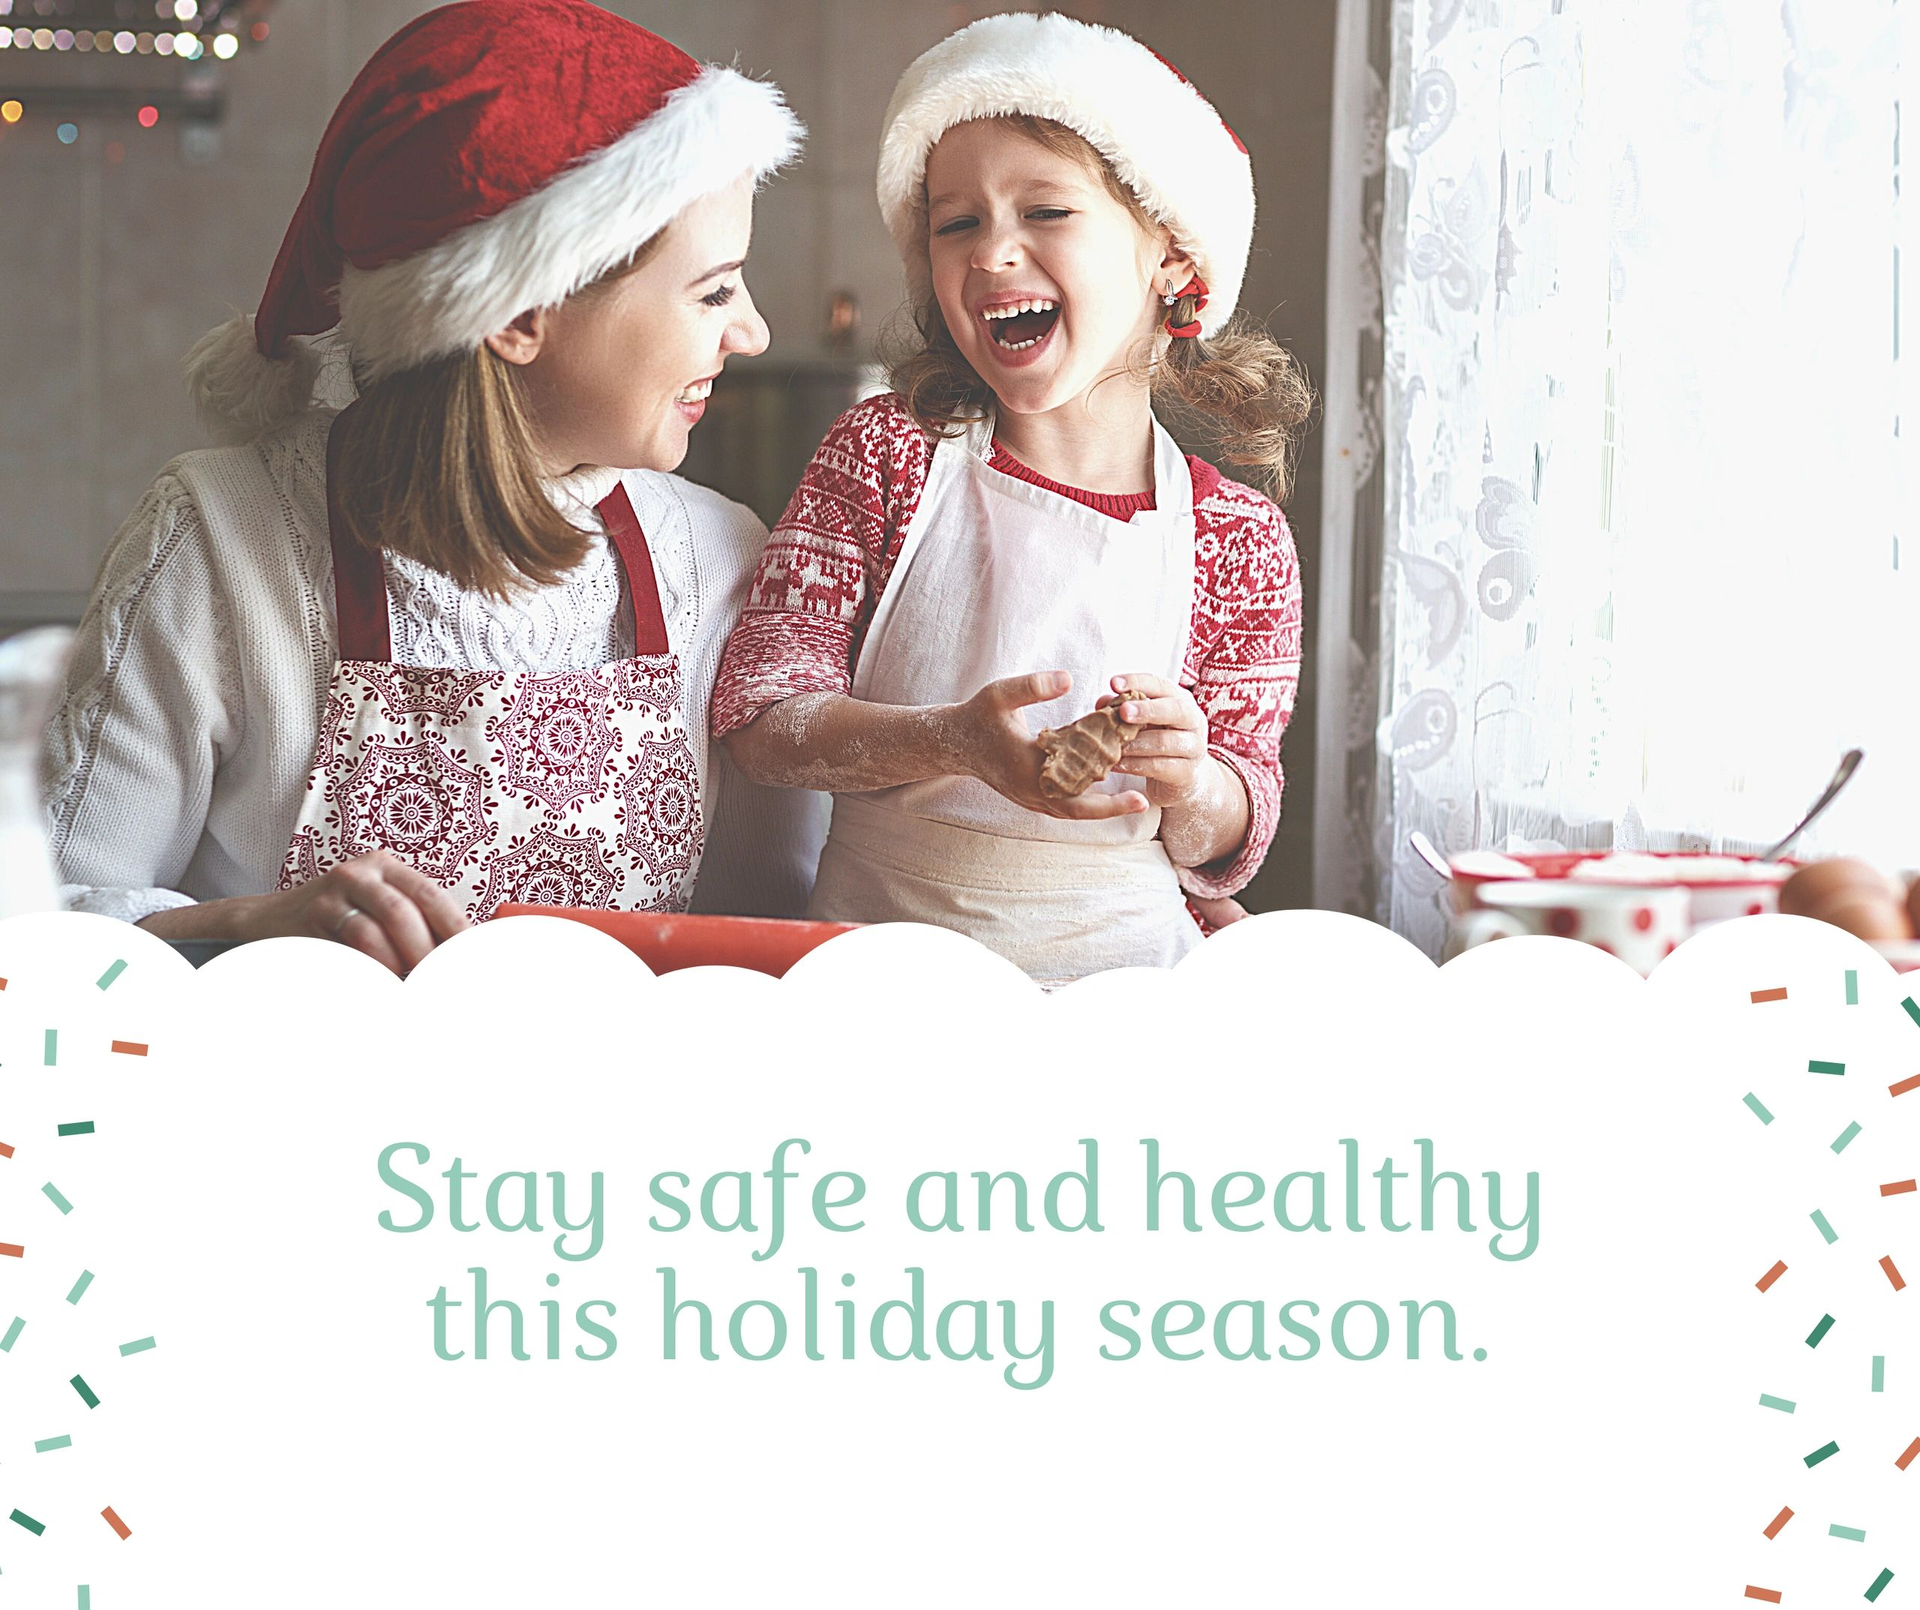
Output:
[0, 0, 268, 62]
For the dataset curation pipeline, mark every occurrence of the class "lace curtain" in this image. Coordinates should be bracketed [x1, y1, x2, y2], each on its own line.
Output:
[1322, 0, 1917, 954]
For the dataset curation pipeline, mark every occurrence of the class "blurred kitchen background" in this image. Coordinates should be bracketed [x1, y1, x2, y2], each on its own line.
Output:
[0, 0, 1336, 914]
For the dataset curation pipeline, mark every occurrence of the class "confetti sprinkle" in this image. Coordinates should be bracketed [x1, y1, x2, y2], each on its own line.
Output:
[10, 1508, 44, 1535]
[1753, 988, 1790, 1004]
[1892, 1072, 1920, 1098]
[1810, 1060, 1846, 1076]
[42, 1030, 56, 1066]
[117, 1336, 154, 1357]
[1883, 1179, 1917, 1196]
[95, 959, 126, 990]
[1806, 1439, 1841, 1466]
[1881, 1256, 1907, 1291]
[1758, 1260, 1789, 1293]
[1764, 1506, 1794, 1539]
[1745, 1093, 1776, 1125]
[1868, 1569, 1896, 1602]
[1834, 1122, 1864, 1153]
[0, 1243, 24, 1258]
[33, 1435, 68, 1453]
[41, 1183, 72, 1216]
[1, 1317, 23, 1351]
[109, 1040, 147, 1058]
[70, 1375, 97, 1409]
[1832, 1524, 1868, 1542]
[1744, 1589, 1783, 1604]
[65, 1271, 92, 1305]
[1903, 995, 1920, 1027]
[55, 1122, 93, 1138]
[1847, 969, 1859, 1004]
[1808, 1314, 1837, 1348]
[1874, 1356, 1886, 1392]
[1896, 1437, 1919, 1471]
[1812, 1210, 1839, 1244]
[1760, 1394, 1798, 1413]
[78, 1588, 90, 1610]
[100, 1506, 128, 1540]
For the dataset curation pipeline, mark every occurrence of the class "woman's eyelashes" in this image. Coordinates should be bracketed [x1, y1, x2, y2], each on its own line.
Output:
[700, 282, 738, 308]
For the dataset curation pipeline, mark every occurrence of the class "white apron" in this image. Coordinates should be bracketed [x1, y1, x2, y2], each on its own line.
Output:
[277, 409, 704, 920]
[806, 412, 1199, 981]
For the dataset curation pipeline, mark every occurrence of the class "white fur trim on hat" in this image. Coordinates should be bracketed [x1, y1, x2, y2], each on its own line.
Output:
[876, 13, 1253, 339]
[340, 64, 801, 384]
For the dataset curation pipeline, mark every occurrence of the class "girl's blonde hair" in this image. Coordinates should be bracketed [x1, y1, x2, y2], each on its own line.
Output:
[330, 233, 666, 599]
[887, 115, 1314, 499]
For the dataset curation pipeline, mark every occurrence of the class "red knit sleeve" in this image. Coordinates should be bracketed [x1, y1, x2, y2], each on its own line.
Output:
[1176, 467, 1302, 900]
[710, 394, 932, 739]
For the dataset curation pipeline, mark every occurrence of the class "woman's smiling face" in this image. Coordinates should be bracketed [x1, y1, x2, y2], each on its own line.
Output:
[924, 118, 1180, 419]
[490, 171, 770, 474]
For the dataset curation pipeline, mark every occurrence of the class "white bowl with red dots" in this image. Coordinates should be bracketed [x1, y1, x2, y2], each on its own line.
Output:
[1448, 850, 1795, 930]
[1458, 880, 1692, 973]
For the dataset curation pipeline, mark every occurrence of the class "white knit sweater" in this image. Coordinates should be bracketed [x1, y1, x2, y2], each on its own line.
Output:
[42, 406, 829, 923]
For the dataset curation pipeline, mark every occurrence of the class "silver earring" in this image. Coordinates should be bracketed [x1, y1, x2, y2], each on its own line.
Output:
[1161, 279, 1176, 306]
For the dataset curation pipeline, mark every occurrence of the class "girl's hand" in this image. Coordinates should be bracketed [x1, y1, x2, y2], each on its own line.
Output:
[1103, 672, 1218, 808]
[138, 851, 470, 975]
[960, 671, 1151, 821]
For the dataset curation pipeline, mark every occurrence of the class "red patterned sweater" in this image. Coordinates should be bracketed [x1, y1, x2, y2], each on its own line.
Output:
[710, 392, 1301, 899]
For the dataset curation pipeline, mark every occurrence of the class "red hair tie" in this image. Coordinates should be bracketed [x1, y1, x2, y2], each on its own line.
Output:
[1163, 274, 1209, 338]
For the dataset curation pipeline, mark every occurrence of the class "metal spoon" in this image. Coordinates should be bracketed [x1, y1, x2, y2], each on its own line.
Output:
[1761, 748, 1864, 863]
[1408, 830, 1453, 880]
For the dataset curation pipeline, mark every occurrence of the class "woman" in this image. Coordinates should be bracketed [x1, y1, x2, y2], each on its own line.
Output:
[41, 0, 826, 973]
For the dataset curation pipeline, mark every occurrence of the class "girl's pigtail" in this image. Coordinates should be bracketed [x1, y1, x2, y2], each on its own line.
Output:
[1154, 308, 1315, 500]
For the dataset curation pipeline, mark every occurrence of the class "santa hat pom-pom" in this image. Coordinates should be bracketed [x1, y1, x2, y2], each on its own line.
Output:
[183, 313, 322, 445]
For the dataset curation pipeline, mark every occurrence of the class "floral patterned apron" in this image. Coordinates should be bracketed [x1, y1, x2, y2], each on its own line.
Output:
[277, 412, 704, 919]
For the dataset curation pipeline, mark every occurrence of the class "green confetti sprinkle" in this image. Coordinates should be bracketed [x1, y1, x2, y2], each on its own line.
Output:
[1868, 1568, 1895, 1602]
[1847, 968, 1859, 1004]
[32, 1435, 69, 1454]
[1874, 1355, 1886, 1392]
[9, 1508, 43, 1536]
[77, 1588, 90, 1610]
[42, 1030, 55, 1066]
[69, 1375, 97, 1409]
[1833, 1524, 1868, 1542]
[1805, 1438, 1841, 1467]
[117, 1336, 155, 1357]
[64, 1271, 92, 1305]
[1744, 1092, 1776, 1125]
[94, 960, 125, 991]
[1812, 1209, 1839, 1244]
[55, 1122, 93, 1138]
[41, 1183, 72, 1215]
[1903, 995, 1920, 1029]
[1759, 1394, 1797, 1413]
[1, 1317, 24, 1352]
[1808, 1314, 1837, 1348]
[1833, 1121, 1864, 1153]
[1810, 1060, 1846, 1076]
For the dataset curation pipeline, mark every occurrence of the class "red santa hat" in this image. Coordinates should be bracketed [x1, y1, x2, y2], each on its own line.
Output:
[876, 12, 1253, 341]
[187, 0, 803, 443]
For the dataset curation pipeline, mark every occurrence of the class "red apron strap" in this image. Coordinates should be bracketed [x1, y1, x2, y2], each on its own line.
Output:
[596, 481, 671, 657]
[324, 405, 394, 662]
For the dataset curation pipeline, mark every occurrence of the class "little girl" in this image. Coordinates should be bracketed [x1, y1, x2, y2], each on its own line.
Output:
[713, 12, 1309, 982]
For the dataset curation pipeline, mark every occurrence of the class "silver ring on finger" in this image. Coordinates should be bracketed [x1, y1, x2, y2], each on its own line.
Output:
[328, 904, 368, 938]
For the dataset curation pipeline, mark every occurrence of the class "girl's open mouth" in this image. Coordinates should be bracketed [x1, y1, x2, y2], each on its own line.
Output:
[981, 298, 1060, 354]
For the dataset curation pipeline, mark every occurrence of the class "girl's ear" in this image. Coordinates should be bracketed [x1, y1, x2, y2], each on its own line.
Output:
[484, 307, 548, 366]
[1153, 239, 1199, 299]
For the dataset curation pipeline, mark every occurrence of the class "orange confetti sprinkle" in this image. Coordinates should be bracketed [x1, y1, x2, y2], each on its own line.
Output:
[1751, 987, 1789, 1004]
[1756, 1259, 1788, 1293]
[1881, 1255, 1907, 1292]
[0, 1244, 23, 1258]
[1882, 1179, 1917, 1196]
[109, 1041, 147, 1057]
[1745, 1589, 1783, 1604]
[1893, 1072, 1920, 1098]
[1896, 1437, 1920, 1472]
[101, 1505, 129, 1539]
[0, 1143, 13, 1159]
[1763, 1505, 1794, 1539]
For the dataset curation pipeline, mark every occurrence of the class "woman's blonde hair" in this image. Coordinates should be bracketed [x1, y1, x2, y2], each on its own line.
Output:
[887, 115, 1314, 498]
[330, 233, 667, 599]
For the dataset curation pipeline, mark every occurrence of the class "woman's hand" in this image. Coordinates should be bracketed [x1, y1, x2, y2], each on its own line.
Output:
[137, 851, 469, 975]
[960, 671, 1150, 821]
